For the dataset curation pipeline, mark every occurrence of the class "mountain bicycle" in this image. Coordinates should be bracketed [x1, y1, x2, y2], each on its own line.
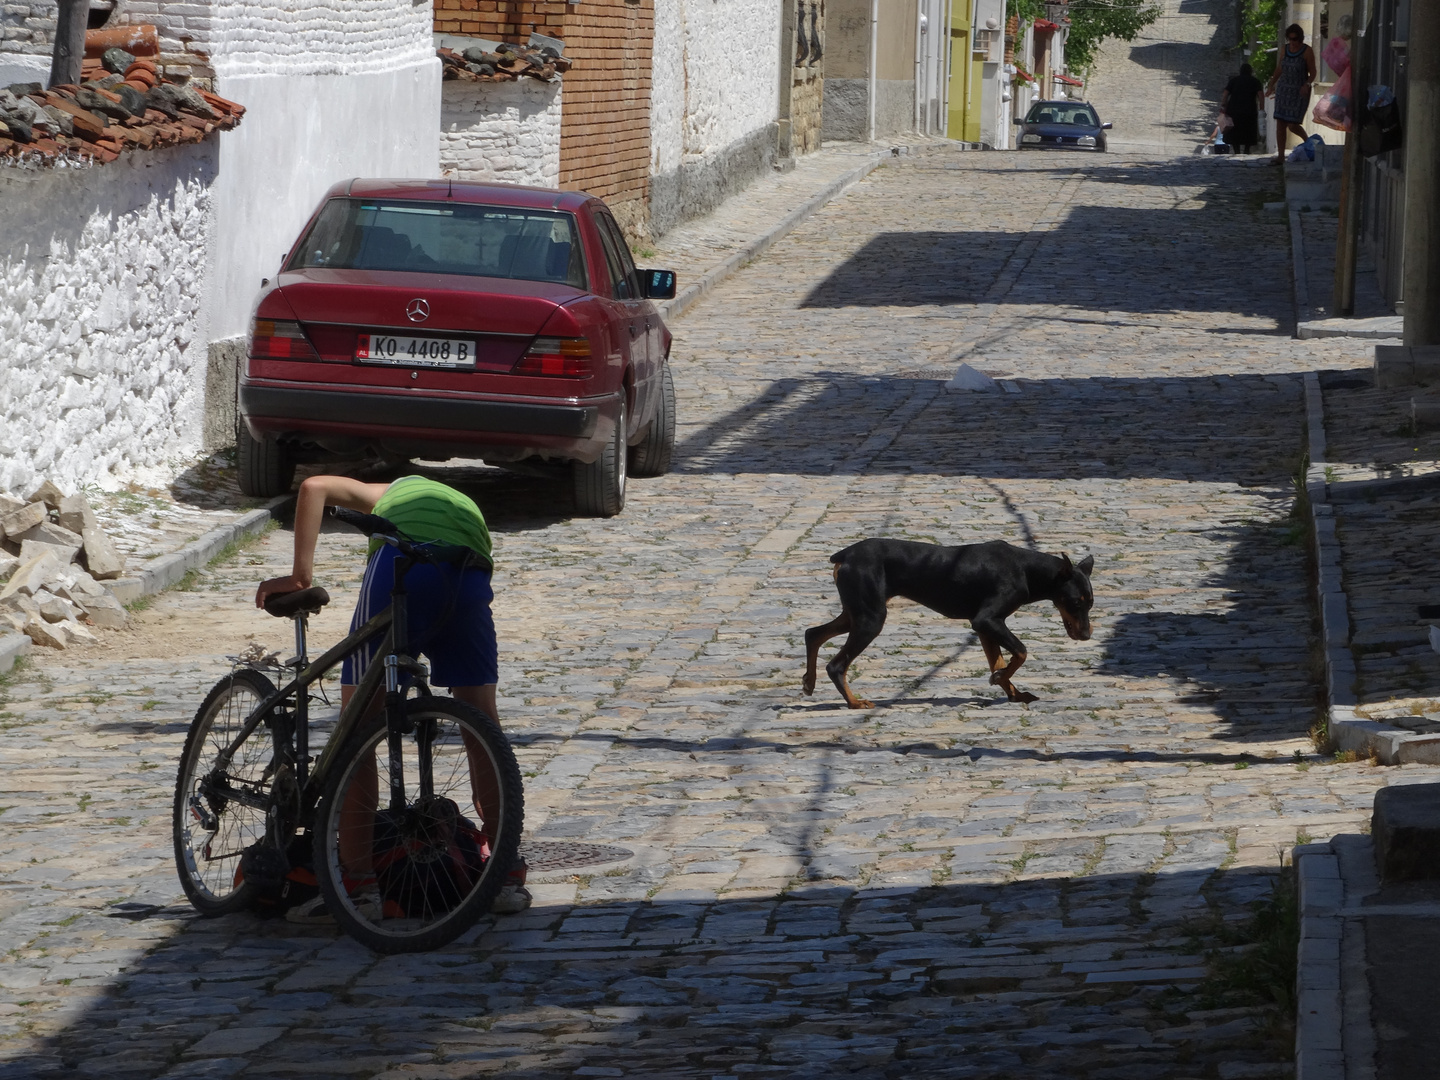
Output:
[171, 506, 523, 953]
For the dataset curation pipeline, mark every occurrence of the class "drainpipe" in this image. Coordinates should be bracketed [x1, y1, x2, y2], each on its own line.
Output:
[868, 0, 879, 142]
[941, 0, 952, 137]
[1333, 0, 1370, 316]
[915, 4, 925, 134]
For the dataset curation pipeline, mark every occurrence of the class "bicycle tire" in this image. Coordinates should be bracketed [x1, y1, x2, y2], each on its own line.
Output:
[173, 669, 282, 916]
[312, 695, 524, 953]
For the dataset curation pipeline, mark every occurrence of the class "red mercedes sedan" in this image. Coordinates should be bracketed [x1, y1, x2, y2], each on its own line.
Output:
[237, 179, 677, 516]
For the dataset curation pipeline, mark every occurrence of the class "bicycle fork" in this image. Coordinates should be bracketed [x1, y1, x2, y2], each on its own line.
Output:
[382, 557, 434, 811]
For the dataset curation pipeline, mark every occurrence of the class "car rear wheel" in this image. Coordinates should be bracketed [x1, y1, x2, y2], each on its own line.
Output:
[573, 403, 626, 517]
[237, 428, 296, 498]
[629, 361, 676, 478]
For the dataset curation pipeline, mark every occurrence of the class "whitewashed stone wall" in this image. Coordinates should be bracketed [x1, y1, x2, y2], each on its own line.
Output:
[0, 1, 439, 492]
[439, 79, 561, 188]
[0, 2, 53, 86]
[0, 147, 216, 494]
[649, 0, 781, 237]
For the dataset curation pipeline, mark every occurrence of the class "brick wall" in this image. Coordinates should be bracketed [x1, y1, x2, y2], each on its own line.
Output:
[431, 1, 654, 238]
[556, 1, 653, 238]
[432, 0, 566, 41]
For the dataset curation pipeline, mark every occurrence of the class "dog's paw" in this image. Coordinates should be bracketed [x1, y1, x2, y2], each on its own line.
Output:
[848, 698, 877, 710]
[802, 674, 815, 695]
[1011, 691, 1039, 704]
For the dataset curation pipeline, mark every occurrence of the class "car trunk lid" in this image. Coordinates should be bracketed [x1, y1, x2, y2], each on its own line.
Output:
[275, 268, 583, 372]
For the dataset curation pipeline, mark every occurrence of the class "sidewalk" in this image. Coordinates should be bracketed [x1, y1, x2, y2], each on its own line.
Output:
[1288, 205, 1401, 341]
[1294, 304, 1440, 1076]
[0, 136, 924, 673]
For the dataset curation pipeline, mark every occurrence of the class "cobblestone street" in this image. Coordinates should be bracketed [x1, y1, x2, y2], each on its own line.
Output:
[0, 149, 1417, 1079]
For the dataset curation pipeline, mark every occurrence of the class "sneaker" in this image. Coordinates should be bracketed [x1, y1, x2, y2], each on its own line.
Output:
[285, 890, 382, 925]
[490, 857, 531, 914]
[491, 884, 532, 914]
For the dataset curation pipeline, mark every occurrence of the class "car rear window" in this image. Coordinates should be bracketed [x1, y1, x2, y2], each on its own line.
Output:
[288, 199, 587, 289]
[1025, 104, 1099, 126]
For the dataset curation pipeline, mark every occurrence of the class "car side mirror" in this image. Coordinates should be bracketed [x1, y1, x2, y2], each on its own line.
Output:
[1012, 117, 1022, 124]
[640, 269, 676, 300]
[1101, 122, 1113, 129]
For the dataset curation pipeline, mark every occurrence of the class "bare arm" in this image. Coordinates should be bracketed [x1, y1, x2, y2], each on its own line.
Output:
[1306, 45, 1317, 83]
[255, 475, 391, 607]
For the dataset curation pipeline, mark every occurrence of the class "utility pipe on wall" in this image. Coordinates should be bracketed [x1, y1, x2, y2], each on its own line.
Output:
[1404, 0, 1440, 344]
[868, 0, 879, 142]
[916, 5, 925, 134]
[1333, 0, 1371, 316]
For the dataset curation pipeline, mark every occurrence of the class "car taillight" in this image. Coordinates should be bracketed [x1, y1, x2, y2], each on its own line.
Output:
[251, 319, 320, 361]
[514, 337, 592, 377]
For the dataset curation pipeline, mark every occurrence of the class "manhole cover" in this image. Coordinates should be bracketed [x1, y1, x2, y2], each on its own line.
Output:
[520, 841, 634, 872]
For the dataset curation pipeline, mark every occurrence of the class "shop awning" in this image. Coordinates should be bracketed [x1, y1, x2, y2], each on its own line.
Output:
[1054, 73, 1083, 86]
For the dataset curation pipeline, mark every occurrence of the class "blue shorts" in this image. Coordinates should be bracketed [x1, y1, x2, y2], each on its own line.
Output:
[340, 543, 498, 689]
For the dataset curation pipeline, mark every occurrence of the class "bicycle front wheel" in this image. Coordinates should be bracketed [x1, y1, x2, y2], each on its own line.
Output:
[313, 696, 524, 953]
[173, 669, 281, 915]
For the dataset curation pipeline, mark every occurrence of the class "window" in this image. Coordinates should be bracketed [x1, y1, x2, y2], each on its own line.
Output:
[594, 213, 640, 300]
[289, 199, 587, 288]
[1025, 103, 1100, 126]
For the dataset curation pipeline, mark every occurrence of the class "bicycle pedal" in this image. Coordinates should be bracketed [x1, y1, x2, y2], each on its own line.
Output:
[239, 843, 290, 893]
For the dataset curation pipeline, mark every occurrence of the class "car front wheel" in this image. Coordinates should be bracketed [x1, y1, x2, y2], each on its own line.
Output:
[573, 404, 626, 517]
[237, 428, 296, 498]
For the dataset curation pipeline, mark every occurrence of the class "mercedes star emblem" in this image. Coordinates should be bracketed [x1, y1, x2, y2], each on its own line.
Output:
[405, 298, 430, 323]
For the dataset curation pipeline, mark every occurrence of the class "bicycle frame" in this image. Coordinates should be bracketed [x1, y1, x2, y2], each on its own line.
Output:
[210, 549, 435, 827]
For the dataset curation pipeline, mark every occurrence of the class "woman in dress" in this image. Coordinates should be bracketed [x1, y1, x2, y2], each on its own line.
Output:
[1267, 23, 1317, 164]
[1222, 62, 1264, 154]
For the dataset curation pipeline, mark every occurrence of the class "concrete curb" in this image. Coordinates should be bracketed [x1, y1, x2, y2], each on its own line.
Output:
[1303, 373, 1440, 764]
[657, 152, 886, 323]
[0, 493, 290, 674]
[1294, 842, 1345, 1080]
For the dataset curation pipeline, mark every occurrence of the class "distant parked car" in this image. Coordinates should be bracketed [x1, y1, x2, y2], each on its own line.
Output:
[237, 179, 678, 517]
[1015, 100, 1112, 151]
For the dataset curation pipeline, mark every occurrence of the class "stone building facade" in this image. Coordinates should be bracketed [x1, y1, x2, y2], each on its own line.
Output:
[0, 0, 438, 493]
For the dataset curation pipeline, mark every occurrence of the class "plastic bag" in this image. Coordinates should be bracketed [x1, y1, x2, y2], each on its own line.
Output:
[1313, 69, 1352, 131]
[1322, 36, 1350, 75]
[1287, 134, 1324, 162]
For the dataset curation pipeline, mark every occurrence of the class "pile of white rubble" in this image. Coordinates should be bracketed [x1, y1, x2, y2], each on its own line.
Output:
[0, 481, 130, 648]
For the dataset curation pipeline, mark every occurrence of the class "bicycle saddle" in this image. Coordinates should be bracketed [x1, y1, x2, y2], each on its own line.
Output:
[264, 586, 331, 619]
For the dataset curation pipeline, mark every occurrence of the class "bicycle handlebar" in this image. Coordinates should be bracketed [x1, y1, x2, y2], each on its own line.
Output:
[327, 506, 475, 567]
[328, 505, 400, 538]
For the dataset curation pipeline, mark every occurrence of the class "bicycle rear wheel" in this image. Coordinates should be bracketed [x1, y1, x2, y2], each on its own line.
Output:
[173, 669, 283, 915]
[312, 695, 523, 953]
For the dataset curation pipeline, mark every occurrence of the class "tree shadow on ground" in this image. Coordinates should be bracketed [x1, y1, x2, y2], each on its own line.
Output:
[799, 206, 1286, 315]
[1, 864, 1292, 1079]
[676, 371, 1303, 484]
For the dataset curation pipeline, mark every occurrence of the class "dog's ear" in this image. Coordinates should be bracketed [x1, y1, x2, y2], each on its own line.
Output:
[1060, 552, 1074, 577]
[1078, 554, 1094, 576]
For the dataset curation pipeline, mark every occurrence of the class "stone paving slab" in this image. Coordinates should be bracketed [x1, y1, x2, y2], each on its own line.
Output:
[0, 148, 1421, 1079]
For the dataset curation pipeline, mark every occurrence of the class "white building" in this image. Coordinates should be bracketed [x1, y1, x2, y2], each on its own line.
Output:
[0, 0, 438, 494]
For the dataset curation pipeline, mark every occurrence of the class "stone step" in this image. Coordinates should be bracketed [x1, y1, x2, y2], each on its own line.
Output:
[1373, 783, 1440, 881]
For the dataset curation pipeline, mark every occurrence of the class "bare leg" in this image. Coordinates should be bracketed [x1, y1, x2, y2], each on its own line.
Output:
[337, 683, 382, 881]
[804, 611, 851, 695]
[452, 684, 501, 834]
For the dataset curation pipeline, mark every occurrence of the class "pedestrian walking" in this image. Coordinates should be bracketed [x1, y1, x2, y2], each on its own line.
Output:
[1267, 23, 1317, 164]
[1221, 62, 1264, 154]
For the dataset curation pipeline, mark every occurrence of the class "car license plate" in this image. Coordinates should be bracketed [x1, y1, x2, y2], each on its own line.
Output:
[356, 333, 478, 368]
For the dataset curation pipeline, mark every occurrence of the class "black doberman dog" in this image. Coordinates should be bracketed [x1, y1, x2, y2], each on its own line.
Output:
[803, 538, 1095, 709]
